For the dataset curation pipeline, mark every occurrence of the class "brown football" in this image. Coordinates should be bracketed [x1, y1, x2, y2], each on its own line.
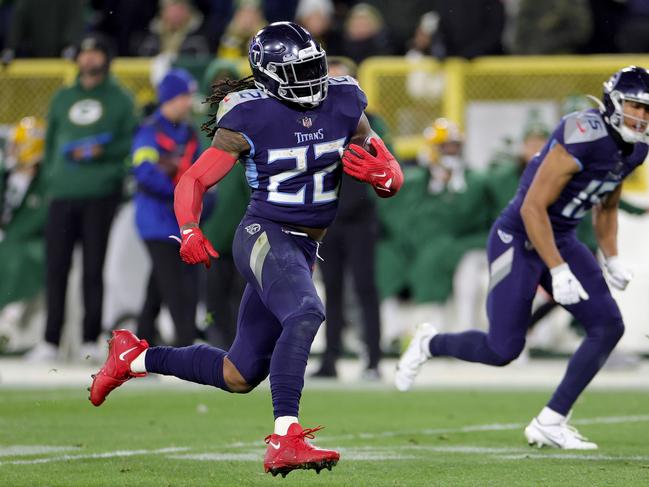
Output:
[346, 135, 376, 156]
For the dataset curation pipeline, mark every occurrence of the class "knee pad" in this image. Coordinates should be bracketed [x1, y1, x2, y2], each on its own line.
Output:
[290, 296, 325, 324]
[282, 311, 324, 343]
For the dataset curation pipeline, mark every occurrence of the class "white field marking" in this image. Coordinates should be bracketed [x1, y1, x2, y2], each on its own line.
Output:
[168, 449, 417, 462]
[170, 445, 649, 464]
[169, 453, 259, 462]
[498, 453, 649, 462]
[226, 414, 649, 449]
[383, 445, 527, 454]
[571, 414, 649, 425]
[417, 414, 649, 436]
[0, 447, 189, 466]
[337, 452, 416, 461]
[392, 445, 649, 463]
[0, 445, 81, 457]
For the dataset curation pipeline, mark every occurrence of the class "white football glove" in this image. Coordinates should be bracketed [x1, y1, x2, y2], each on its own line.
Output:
[550, 263, 589, 305]
[602, 255, 633, 291]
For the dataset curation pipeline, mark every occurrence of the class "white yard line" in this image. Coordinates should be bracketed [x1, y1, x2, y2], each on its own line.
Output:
[169, 452, 259, 462]
[498, 453, 649, 461]
[0, 445, 81, 457]
[226, 414, 649, 448]
[0, 447, 189, 466]
[416, 414, 649, 436]
[4, 414, 649, 467]
[167, 445, 649, 463]
[169, 449, 419, 462]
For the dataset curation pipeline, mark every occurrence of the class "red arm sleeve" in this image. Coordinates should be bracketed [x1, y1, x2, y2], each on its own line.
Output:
[174, 147, 237, 228]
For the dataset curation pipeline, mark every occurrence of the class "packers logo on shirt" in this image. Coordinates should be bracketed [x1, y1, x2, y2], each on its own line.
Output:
[68, 99, 103, 125]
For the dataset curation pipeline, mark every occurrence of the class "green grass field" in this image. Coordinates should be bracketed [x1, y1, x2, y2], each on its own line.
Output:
[2, 385, 649, 486]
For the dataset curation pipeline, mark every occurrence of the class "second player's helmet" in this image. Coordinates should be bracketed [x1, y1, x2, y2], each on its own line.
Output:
[248, 22, 328, 107]
[601, 65, 649, 144]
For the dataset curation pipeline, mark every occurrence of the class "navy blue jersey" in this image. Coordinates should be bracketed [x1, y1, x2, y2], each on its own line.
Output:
[500, 109, 648, 235]
[216, 76, 367, 228]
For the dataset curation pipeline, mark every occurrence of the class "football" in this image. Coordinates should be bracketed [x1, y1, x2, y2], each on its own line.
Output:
[346, 135, 377, 156]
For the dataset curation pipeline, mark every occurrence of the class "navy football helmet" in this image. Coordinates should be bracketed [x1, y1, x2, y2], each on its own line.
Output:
[249, 22, 328, 107]
[601, 65, 649, 144]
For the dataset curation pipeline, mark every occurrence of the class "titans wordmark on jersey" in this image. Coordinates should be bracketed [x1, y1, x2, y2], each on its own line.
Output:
[500, 108, 649, 235]
[216, 76, 367, 228]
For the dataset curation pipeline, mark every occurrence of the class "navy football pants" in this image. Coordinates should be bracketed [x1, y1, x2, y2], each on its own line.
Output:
[146, 214, 325, 419]
[430, 221, 624, 415]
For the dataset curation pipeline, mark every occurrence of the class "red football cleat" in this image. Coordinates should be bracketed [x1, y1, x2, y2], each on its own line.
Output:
[88, 329, 149, 407]
[263, 424, 339, 477]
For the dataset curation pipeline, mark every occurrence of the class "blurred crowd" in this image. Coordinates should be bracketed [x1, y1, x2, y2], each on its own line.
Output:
[1, 0, 648, 377]
[1, 0, 649, 66]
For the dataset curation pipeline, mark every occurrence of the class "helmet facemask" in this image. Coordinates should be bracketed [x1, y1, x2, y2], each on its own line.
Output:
[253, 42, 328, 108]
[600, 66, 649, 144]
[608, 90, 649, 144]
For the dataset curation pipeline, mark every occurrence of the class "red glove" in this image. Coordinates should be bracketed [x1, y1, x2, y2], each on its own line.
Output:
[341, 137, 403, 197]
[178, 227, 219, 268]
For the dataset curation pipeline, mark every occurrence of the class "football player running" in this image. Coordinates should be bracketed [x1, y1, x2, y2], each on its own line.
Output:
[89, 22, 403, 477]
[396, 66, 649, 450]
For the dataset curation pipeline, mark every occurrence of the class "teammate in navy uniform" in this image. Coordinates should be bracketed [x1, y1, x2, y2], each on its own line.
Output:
[396, 66, 649, 450]
[89, 22, 403, 476]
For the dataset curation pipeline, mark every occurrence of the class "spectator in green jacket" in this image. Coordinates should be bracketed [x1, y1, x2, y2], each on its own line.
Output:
[27, 33, 138, 363]
[407, 119, 490, 325]
[376, 118, 491, 347]
[0, 117, 48, 350]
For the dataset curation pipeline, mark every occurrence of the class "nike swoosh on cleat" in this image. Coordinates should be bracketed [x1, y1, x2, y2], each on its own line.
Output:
[537, 428, 564, 447]
[269, 441, 281, 450]
[118, 346, 138, 361]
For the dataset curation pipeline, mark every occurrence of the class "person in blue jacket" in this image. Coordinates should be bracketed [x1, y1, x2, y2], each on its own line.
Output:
[131, 68, 202, 346]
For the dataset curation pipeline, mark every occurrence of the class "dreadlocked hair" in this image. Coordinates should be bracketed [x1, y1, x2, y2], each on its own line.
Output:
[202, 75, 256, 139]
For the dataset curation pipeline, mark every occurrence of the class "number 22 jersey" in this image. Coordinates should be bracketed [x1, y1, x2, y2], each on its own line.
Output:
[499, 108, 649, 236]
[215, 76, 367, 229]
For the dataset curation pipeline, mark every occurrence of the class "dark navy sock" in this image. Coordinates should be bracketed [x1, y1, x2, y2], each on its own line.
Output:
[429, 331, 510, 365]
[548, 327, 622, 415]
[269, 313, 322, 418]
[145, 344, 229, 391]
